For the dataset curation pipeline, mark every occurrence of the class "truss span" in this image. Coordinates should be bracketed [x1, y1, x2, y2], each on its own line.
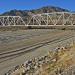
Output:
[0, 12, 75, 26]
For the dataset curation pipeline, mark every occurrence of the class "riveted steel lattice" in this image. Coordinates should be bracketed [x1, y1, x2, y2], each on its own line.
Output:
[0, 12, 75, 26]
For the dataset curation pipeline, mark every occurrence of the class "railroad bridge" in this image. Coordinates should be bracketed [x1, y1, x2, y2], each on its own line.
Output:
[0, 12, 75, 26]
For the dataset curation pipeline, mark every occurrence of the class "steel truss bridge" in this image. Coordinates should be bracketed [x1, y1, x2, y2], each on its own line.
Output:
[0, 12, 75, 26]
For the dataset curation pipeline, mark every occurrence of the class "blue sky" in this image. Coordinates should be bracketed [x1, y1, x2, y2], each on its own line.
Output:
[0, 0, 75, 13]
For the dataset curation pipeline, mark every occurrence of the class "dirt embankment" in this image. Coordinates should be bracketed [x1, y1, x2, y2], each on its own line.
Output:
[0, 25, 75, 31]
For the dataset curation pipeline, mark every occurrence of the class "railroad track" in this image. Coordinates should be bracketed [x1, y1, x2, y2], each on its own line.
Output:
[0, 32, 75, 63]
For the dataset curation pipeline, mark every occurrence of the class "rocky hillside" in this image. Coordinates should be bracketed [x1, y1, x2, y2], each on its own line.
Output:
[1, 6, 69, 16]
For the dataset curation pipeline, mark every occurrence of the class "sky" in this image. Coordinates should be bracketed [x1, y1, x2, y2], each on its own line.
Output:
[0, 0, 75, 13]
